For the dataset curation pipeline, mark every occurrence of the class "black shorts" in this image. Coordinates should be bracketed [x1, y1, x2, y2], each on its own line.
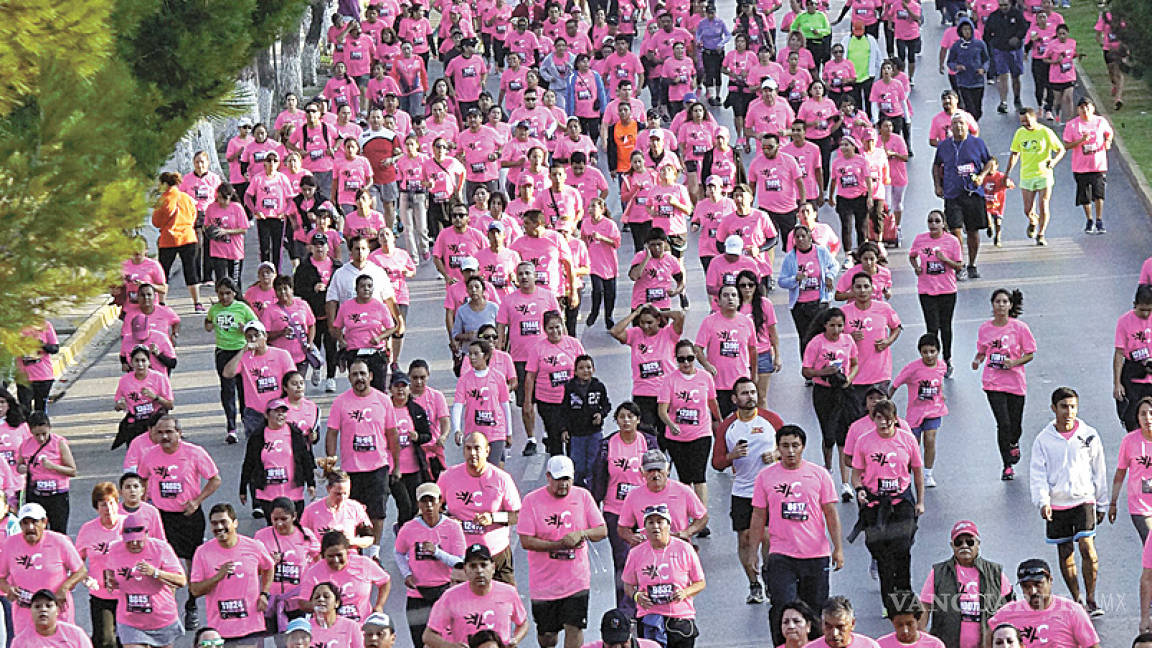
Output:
[160, 507, 207, 560]
[1048, 80, 1074, 92]
[531, 590, 590, 633]
[1074, 171, 1106, 205]
[1045, 502, 1097, 544]
[349, 466, 390, 520]
[666, 436, 712, 484]
[730, 495, 754, 532]
[1104, 48, 1124, 65]
[896, 37, 922, 57]
[943, 192, 988, 232]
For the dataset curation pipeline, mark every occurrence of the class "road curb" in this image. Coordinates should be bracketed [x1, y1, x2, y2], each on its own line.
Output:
[51, 303, 121, 379]
[1077, 63, 1152, 214]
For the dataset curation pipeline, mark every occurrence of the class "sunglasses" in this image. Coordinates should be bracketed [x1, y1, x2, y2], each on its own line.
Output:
[480, 335, 499, 341]
[953, 537, 976, 547]
[200, 641, 225, 648]
[737, 282, 757, 288]
[676, 355, 696, 363]
[306, 109, 319, 113]
[436, 144, 451, 149]
[451, 212, 469, 218]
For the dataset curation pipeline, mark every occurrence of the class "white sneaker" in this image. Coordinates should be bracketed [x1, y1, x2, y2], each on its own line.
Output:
[869, 559, 879, 580]
[840, 483, 854, 502]
[925, 473, 937, 488]
[324, 378, 337, 393]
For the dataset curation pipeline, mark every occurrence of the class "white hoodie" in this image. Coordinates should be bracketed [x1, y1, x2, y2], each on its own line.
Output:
[1029, 419, 1108, 511]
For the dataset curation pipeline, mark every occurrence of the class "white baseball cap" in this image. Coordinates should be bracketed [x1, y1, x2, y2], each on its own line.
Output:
[546, 455, 575, 480]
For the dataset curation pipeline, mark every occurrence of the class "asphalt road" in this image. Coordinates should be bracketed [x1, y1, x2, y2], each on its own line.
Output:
[41, 3, 1152, 646]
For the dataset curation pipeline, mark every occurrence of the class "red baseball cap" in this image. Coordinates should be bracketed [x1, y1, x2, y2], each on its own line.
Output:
[950, 520, 980, 542]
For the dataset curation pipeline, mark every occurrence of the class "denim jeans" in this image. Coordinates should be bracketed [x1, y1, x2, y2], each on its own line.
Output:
[764, 553, 830, 646]
[568, 431, 601, 489]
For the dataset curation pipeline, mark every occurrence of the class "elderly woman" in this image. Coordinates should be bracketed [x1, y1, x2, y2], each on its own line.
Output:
[152, 172, 203, 311]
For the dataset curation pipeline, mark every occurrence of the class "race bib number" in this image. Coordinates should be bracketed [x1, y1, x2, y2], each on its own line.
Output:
[266, 467, 288, 484]
[470, 162, 487, 173]
[878, 478, 899, 494]
[781, 501, 809, 521]
[274, 562, 301, 584]
[926, 261, 945, 275]
[577, 90, 592, 101]
[126, 594, 153, 614]
[337, 604, 359, 619]
[449, 255, 465, 268]
[1141, 478, 1152, 494]
[15, 588, 31, 608]
[462, 66, 477, 78]
[764, 177, 782, 191]
[720, 339, 740, 358]
[918, 384, 939, 401]
[398, 431, 410, 448]
[520, 320, 540, 336]
[692, 144, 708, 155]
[831, 77, 843, 87]
[196, 187, 209, 199]
[549, 370, 571, 387]
[474, 409, 496, 427]
[956, 162, 976, 176]
[309, 150, 323, 160]
[616, 482, 638, 500]
[415, 543, 437, 560]
[461, 519, 485, 535]
[353, 435, 377, 452]
[639, 361, 663, 379]
[646, 287, 667, 303]
[160, 481, 183, 499]
[509, 80, 523, 90]
[801, 277, 820, 291]
[675, 408, 699, 426]
[880, 101, 893, 113]
[133, 401, 155, 419]
[256, 375, 278, 393]
[1060, 61, 1072, 73]
[988, 352, 1008, 370]
[344, 180, 361, 191]
[959, 598, 981, 622]
[548, 548, 576, 560]
[34, 480, 57, 496]
[1082, 143, 1098, 154]
[647, 583, 675, 605]
[218, 599, 248, 620]
[1131, 347, 1150, 362]
[535, 270, 549, 284]
[840, 173, 858, 187]
[261, 198, 277, 209]
[350, 51, 364, 60]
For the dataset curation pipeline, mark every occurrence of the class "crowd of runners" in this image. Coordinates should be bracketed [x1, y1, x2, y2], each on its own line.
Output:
[5, 0, 1152, 647]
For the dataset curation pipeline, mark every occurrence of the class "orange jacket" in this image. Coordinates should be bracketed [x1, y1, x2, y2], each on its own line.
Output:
[151, 187, 198, 248]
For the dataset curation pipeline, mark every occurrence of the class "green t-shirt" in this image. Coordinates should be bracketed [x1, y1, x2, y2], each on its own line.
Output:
[846, 36, 871, 81]
[207, 301, 258, 351]
[1010, 125, 1064, 180]
[792, 12, 831, 40]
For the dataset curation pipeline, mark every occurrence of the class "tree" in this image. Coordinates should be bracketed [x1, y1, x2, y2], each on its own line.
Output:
[0, 0, 308, 360]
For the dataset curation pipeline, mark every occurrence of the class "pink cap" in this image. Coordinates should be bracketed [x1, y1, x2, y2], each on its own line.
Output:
[122, 513, 148, 542]
[131, 315, 149, 342]
[950, 520, 979, 541]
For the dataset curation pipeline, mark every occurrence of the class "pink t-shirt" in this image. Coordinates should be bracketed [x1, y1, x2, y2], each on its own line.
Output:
[433, 227, 487, 281]
[1117, 431, 1152, 515]
[455, 369, 512, 442]
[852, 429, 923, 498]
[496, 288, 562, 361]
[929, 110, 978, 144]
[253, 424, 300, 500]
[1046, 38, 1078, 84]
[803, 333, 859, 388]
[459, 127, 503, 182]
[740, 297, 780, 354]
[716, 211, 778, 257]
[693, 198, 736, 260]
[298, 554, 389, 622]
[300, 497, 371, 541]
[16, 324, 59, 383]
[518, 486, 606, 600]
[104, 538, 184, 629]
[76, 517, 123, 600]
[426, 581, 528, 644]
[395, 516, 467, 595]
[411, 387, 450, 466]
[780, 141, 823, 200]
[618, 481, 707, 533]
[11, 622, 92, 648]
[117, 502, 167, 542]
[581, 217, 622, 279]
[204, 202, 249, 260]
[567, 168, 609, 212]
[987, 597, 1100, 648]
[880, 133, 910, 187]
[621, 537, 705, 618]
[676, 121, 716, 163]
[510, 231, 572, 287]
[624, 326, 679, 398]
[138, 441, 219, 513]
[474, 247, 521, 294]
[1116, 310, 1152, 385]
[602, 433, 650, 515]
[237, 347, 295, 413]
[333, 298, 395, 351]
[892, 358, 949, 428]
[120, 257, 166, 303]
[919, 565, 1012, 648]
[630, 251, 683, 310]
[909, 232, 961, 296]
[645, 184, 691, 236]
[0, 422, 28, 469]
[244, 285, 277, 317]
[19, 433, 71, 496]
[1063, 115, 1112, 173]
[436, 464, 522, 554]
[261, 299, 317, 363]
[706, 255, 761, 299]
[830, 154, 870, 199]
[342, 209, 386, 241]
[749, 154, 803, 214]
[310, 615, 366, 648]
[751, 460, 838, 559]
[659, 370, 717, 442]
[694, 311, 757, 390]
[841, 300, 901, 385]
[445, 55, 489, 101]
[0, 532, 82, 627]
[329, 389, 398, 473]
[254, 525, 317, 603]
[527, 337, 586, 404]
[877, 632, 944, 648]
[114, 370, 173, 423]
[870, 78, 908, 117]
[977, 319, 1037, 396]
[332, 155, 374, 206]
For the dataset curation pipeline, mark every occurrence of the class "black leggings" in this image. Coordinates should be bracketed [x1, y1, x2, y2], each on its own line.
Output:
[917, 292, 957, 362]
[629, 221, 652, 254]
[28, 491, 70, 534]
[257, 218, 285, 270]
[791, 301, 825, 362]
[860, 498, 917, 608]
[589, 275, 617, 325]
[1031, 58, 1053, 111]
[158, 243, 201, 286]
[315, 324, 340, 379]
[958, 85, 984, 121]
[812, 135, 836, 192]
[632, 394, 666, 444]
[16, 380, 52, 415]
[536, 400, 568, 456]
[215, 348, 244, 431]
[89, 595, 118, 648]
[702, 49, 724, 87]
[208, 256, 243, 286]
[835, 194, 869, 252]
[986, 390, 1025, 467]
[812, 384, 852, 450]
[579, 116, 601, 144]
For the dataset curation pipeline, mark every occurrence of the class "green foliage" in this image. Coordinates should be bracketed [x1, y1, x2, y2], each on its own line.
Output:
[1112, 0, 1151, 79]
[0, 0, 309, 359]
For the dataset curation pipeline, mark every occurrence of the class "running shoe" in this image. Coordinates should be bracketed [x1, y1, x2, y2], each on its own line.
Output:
[184, 607, 200, 632]
[225, 430, 238, 445]
[311, 368, 322, 387]
[252, 508, 265, 520]
[1095, 220, 1107, 235]
[523, 439, 538, 456]
[1036, 235, 1047, 246]
[993, 229, 1002, 247]
[997, 102, 1009, 114]
[1001, 466, 1015, 481]
[746, 582, 766, 604]
[924, 473, 937, 488]
[697, 526, 711, 538]
[967, 265, 980, 279]
[945, 365, 954, 379]
[1084, 219, 1094, 234]
[1026, 220, 1036, 238]
[956, 266, 967, 281]
[1087, 602, 1104, 617]
[324, 378, 337, 393]
[870, 559, 879, 580]
[194, 302, 207, 313]
[840, 483, 854, 502]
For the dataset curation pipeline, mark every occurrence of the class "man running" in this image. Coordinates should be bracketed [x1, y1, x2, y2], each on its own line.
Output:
[1005, 107, 1065, 246]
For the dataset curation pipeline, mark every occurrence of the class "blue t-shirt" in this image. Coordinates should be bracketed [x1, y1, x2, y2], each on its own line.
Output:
[933, 135, 992, 199]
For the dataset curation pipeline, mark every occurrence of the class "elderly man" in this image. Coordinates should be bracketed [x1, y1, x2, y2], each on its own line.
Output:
[918, 520, 1011, 648]
[931, 112, 993, 280]
[0, 504, 86, 630]
[618, 449, 708, 544]
[807, 596, 879, 648]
